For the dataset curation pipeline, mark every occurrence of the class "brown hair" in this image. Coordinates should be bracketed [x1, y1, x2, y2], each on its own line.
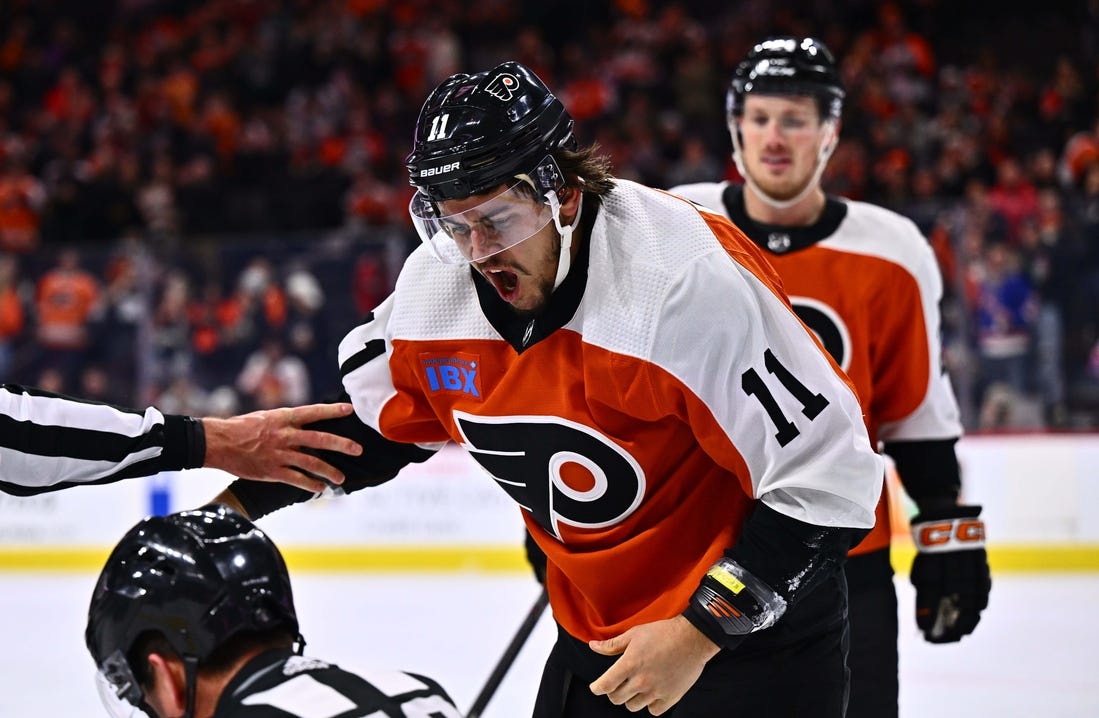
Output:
[555, 142, 616, 196]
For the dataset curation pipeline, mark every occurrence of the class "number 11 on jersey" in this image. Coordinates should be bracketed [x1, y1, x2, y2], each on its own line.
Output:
[742, 348, 830, 447]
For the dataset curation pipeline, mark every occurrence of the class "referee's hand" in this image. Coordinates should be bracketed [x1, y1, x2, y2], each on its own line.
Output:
[202, 403, 363, 492]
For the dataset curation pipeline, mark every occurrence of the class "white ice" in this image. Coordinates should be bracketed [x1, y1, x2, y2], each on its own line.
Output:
[0, 571, 1095, 717]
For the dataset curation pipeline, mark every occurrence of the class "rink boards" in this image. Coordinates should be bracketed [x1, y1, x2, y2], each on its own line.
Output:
[2, 434, 1098, 573]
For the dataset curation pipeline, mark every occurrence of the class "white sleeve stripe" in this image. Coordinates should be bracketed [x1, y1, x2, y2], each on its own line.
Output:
[0, 446, 165, 488]
[1, 387, 165, 438]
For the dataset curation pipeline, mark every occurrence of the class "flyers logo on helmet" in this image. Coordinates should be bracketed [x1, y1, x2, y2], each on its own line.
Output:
[484, 73, 519, 101]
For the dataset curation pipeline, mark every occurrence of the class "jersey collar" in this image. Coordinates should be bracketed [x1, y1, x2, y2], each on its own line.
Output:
[721, 183, 847, 254]
[215, 647, 298, 716]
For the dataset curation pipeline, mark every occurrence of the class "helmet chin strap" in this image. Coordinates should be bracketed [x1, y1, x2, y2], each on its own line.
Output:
[729, 118, 838, 210]
[546, 190, 583, 290]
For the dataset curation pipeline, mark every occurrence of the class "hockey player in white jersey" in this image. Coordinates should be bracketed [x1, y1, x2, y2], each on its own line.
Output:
[216, 59, 885, 717]
[86, 505, 460, 718]
[669, 36, 991, 718]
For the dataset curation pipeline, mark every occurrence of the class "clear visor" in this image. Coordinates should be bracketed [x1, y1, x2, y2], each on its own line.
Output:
[409, 178, 555, 265]
[94, 652, 151, 718]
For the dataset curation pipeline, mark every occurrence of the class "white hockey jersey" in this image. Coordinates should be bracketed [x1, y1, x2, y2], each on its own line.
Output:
[338, 179, 884, 641]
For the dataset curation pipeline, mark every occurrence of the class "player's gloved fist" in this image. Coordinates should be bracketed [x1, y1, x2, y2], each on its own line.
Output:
[910, 504, 991, 643]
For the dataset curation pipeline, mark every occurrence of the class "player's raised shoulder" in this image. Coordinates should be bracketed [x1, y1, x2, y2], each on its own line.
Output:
[829, 198, 937, 272]
[666, 181, 730, 214]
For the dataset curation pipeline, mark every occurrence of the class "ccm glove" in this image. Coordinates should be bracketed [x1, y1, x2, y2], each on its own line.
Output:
[910, 504, 991, 643]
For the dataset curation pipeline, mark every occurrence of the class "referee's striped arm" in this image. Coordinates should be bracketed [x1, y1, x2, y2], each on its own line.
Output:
[0, 384, 205, 496]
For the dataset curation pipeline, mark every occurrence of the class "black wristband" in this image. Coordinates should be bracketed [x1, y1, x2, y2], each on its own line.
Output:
[728, 502, 855, 606]
[185, 416, 205, 469]
[161, 414, 206, 470]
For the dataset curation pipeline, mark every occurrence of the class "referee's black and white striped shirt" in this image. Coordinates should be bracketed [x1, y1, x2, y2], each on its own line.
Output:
[1, 384, 205, 496]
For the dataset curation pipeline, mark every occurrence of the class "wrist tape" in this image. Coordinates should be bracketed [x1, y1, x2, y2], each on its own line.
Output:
[911, 514, 986, 554]
[690, 558, 787, 636]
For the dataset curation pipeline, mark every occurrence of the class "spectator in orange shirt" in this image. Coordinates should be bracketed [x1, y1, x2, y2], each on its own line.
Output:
[0, 254, 25, 376]
[34, 248, 101, 389]
[0, 157, 46, 253]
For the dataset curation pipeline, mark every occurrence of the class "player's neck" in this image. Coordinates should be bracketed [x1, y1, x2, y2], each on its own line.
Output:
[193, 678, 227, 718]
[195, 649, 267, 718]
[743, 185, 826, 227]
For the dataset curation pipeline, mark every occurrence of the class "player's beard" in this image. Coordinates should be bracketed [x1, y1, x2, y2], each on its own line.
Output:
[505, 232, 561, 319]
[475, 231, 561, 319]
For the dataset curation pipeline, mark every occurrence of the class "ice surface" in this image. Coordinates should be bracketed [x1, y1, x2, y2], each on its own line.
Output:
[1, 572, 1095, 717]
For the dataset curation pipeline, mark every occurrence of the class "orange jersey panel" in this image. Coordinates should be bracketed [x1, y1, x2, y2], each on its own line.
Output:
[384, 332, 754, 640]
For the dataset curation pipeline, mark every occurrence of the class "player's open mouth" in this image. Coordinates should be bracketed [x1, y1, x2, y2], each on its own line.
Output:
[484, 267, 521, 302]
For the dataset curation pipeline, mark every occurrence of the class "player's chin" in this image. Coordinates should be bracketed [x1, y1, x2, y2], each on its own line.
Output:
[761, 179, 804, 201]
[507, 285, 549, 315]
[507, 294, 542, 314]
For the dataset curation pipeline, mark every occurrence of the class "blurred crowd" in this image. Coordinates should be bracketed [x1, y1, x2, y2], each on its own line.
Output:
[1, 0, 1098, 430]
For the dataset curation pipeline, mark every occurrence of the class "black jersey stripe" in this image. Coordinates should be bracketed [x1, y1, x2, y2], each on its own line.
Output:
[0, 413, 166, 462]
[340, 338, 386, 379]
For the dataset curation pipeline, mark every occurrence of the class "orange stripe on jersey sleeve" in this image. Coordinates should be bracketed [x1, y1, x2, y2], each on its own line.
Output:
[697, 209, 791, 307]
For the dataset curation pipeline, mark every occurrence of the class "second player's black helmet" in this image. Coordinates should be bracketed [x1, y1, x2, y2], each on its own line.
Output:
[405, 60, 578, 202]
[727, 37, 845, 121]
[86, 506, 299, 707]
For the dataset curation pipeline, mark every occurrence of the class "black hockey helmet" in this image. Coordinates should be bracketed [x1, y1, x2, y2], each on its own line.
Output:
[727, 37, 845, 121]
[86, 506, 299, 708]
[405, 60, 578, 202]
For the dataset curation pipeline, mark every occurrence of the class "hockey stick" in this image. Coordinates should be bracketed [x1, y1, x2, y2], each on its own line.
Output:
[467, 587, 550, 718]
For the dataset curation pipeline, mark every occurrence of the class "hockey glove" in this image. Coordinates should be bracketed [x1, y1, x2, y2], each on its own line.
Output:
[910, 504, 991, 643]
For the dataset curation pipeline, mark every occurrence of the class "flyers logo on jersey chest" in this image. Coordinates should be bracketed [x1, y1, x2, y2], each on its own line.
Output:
[453, 411, 646, 540]
[420, 352, 482, 398]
